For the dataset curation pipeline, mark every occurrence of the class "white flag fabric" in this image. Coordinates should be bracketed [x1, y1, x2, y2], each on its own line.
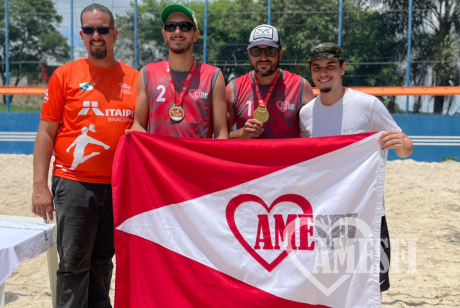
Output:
[113, 132, 386, 308]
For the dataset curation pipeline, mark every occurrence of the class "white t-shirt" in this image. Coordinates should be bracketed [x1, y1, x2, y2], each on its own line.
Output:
[299, 88, 400, 216]
[299, 88, 400, 138]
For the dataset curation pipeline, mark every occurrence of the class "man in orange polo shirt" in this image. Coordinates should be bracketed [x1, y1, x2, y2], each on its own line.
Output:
[31, 4, 138, 307]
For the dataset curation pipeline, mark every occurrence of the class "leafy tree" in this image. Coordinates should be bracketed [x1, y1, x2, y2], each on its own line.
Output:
[115, 0, 264, 81]
[258, 0, 405, 91]
[115, 0, 170, 67]
[197, 0, 265, 80]
[115, 0, 413, 101]
[117, 0, 460, 121]
[269, 0, 341, 79]
[370, 0, 460, 114]
[0, 0, 69, 104]
[423, 0, 460, 114]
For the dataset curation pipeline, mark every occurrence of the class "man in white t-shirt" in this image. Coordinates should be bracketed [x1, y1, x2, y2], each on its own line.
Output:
[299, 42, 413, 293]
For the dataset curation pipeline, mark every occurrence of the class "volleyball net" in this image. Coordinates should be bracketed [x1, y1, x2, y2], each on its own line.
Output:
[2, 86, 460, 96]
[1, 86, 460, 114]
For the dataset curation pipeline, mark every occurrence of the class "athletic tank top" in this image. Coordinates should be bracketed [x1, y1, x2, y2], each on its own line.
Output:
[232, 70, 304, 139]
[144, 60, 220, 138]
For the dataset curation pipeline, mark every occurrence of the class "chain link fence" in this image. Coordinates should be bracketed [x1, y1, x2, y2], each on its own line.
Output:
[1, 0, 459, 114]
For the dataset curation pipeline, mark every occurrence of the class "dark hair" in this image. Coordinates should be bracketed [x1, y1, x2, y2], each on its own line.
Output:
[80, 4, 115, 27]
[309, 60, 345, 69]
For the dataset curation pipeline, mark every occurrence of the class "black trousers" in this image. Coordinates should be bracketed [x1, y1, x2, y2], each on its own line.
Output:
[53, 176, 114, 308]
[380, 215, 391, 292]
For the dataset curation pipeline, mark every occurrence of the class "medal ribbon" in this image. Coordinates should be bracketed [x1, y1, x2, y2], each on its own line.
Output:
[165, 60, 197, 106]
[251, 69, 280, 108]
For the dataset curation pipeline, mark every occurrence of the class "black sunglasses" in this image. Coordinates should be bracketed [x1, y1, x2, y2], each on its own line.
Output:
[81, 26, 114, 35]
[250, 47, 278, 57]
[163, 22, 195, 33]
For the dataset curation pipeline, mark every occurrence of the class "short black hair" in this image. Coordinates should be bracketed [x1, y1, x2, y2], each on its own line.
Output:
[80, 4, 115, 27]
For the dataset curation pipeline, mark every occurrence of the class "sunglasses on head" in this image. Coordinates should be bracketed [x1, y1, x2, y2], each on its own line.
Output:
[163, 21, 195, 33]
[250, 46, 279, 57]
[81, 26, 114, 35]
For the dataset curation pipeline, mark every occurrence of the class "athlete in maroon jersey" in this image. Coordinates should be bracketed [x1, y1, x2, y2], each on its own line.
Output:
[227, 24, 314, 139]
[130, 3, 227, 139]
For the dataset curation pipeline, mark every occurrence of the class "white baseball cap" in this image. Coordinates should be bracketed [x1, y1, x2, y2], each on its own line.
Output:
[247, 24, 281, 49]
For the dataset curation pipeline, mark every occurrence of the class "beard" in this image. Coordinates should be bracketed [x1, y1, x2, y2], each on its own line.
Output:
[167, 38, 193, 55]
[319, 87, 332, 93]
[91, 48, 107, 60]
[90, 41, 107, 60]
[252, 59, 279, 77]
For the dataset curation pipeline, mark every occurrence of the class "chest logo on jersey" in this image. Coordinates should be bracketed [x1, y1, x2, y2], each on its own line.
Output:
[77, 101, 134, 122]
[119, 83, 133, 95]
[276, 101, 295, 112]
[189, 89, 209, 101]
[79, 82, 93, 91]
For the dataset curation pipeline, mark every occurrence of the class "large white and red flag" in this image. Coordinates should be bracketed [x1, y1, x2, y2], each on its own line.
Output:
[113, 132, 387, 308]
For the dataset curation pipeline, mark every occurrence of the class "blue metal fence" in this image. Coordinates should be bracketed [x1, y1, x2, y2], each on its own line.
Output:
[3, 1, 415, 95]
[3, 0, 459, 114]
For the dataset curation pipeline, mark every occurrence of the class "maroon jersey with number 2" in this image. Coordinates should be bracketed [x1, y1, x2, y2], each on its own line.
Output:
[144, 60, 220, 138]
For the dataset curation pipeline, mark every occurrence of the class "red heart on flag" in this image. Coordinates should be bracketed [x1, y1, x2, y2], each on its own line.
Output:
[226, 194, 313, 272]
[276, 101, 290, 112]
[189, 89, 202, 101]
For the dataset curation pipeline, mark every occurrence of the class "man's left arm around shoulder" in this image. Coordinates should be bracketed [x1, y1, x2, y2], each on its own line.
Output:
[380, 130, 414, 158]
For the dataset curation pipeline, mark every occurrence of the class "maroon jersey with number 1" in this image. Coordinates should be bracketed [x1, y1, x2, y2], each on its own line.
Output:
[232, 70, 304, 139]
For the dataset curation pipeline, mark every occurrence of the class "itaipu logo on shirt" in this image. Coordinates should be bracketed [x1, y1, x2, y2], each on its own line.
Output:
[79, 82, 93, 91]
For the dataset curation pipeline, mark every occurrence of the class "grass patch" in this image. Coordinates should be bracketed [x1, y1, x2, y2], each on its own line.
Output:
[0, 104, 41, 112]
[441, 156, 458, 162]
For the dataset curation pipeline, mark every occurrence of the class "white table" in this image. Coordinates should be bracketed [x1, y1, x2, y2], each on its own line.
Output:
[0, 215, 58, 308]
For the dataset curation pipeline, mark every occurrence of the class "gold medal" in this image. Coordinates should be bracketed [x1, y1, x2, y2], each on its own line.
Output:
[253, 106, 269, 123]
[169, 105, 185, 122]
[251, 70, 279, 124]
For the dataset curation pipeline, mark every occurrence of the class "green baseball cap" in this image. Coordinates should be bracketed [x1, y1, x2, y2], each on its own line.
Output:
[307, 42, 344, 63]
[161, 4, 198, 29]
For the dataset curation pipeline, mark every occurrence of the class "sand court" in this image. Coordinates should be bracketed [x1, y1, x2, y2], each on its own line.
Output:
[1, 154, 459, 307]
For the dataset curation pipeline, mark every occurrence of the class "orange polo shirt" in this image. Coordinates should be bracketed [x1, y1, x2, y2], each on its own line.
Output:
[41, 58, 139, 184]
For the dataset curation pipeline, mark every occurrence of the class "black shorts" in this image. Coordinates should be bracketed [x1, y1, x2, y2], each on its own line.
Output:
[380, 215, 391, 292]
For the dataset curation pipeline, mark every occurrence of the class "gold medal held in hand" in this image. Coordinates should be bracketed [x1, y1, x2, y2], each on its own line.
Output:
[253, 106, 269, 123]
[169, 105, 185, 122]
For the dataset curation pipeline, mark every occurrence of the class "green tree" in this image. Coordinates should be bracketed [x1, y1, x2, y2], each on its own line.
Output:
[0, 0, 69, 104]
[423, 0, 460, 114]
[115, 0, 170, 67]
[261, 0, 405, 91]
[373, 0, 460, 114]
[116, 0, 406, 95]
[115, 0, 264, 81]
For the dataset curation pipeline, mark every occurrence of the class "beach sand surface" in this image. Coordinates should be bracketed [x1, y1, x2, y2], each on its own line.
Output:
[1, 154, 459, 307]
